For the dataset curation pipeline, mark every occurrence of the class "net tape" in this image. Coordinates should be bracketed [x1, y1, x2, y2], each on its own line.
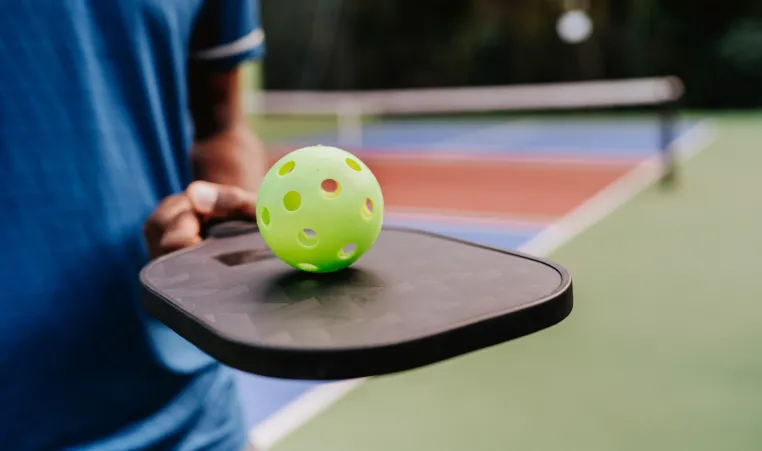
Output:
[245, 77, 684, 116]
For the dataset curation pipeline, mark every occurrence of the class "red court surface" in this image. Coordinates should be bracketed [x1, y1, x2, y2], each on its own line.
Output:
[267, 154, 636, 220]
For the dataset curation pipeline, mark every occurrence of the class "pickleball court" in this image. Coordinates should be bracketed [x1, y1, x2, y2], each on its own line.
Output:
[228, 100, 715, 449]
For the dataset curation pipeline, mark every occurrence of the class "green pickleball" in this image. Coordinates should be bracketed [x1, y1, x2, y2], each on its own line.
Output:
[256, 145, 384, 273]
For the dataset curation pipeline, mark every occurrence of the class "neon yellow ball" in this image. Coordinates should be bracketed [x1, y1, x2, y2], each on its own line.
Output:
[256, 145, 384, 273]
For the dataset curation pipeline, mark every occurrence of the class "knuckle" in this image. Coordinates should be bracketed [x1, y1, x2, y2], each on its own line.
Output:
[186, 180, 212, 196]
[153, 195, 191, 226]
[186, 180, 203, 192]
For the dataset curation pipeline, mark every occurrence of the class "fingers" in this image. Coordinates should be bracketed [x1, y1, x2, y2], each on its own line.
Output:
[143, 182, 258, 260]
[143, 195, 199, 259]
[143, 195, 190, 251]
[157, 210, 202, 254]
[186, 180, 257, 219]
[145, 195, 192, 232]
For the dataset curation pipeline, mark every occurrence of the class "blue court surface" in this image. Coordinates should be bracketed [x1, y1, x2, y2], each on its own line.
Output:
[282, 118, 699, 159]
[233, 115, 703, 440]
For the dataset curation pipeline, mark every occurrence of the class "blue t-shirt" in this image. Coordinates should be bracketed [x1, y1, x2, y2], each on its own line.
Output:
[0, 1, 264, 450]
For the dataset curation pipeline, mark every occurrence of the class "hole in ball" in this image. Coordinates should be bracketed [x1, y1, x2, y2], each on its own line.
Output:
[338, 243, 357, 259]
[345, 158, 362, 172]
[297, 228, 319, 248]
[298, 263, 318, 272]
[278, 161, 295, 176]
[283, 191, 301, 211]
[321, 179, 340, 198]
[260, 208, 271, 227]
[362, 198, 373, 219]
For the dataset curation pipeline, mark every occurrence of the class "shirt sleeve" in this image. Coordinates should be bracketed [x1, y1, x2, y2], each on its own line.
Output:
[190, 0, 265, 68]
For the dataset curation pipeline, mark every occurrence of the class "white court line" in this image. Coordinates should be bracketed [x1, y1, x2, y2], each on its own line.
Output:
[521, 119, 716, 255]
[249, 380, 365, 450]
[249, 119, 718, 451]
[385, 208, 553, 229]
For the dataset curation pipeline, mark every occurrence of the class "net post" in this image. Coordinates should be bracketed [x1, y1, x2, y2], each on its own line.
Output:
[658, 100, 676, 185]
[337, 99, 363, 148]
[658, 77, 683, 186]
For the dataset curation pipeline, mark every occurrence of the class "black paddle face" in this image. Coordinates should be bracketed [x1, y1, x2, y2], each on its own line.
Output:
[140, 226, 572, 380]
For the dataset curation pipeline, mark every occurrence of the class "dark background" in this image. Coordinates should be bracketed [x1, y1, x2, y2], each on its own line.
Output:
[259, 0, 762, 109]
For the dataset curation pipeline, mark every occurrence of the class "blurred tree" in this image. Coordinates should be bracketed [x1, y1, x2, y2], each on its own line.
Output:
[260, 0, 762, 108]
[708, 19, 762, 107]
[261, 0, 355, 90]
[639, 0, 762, 106]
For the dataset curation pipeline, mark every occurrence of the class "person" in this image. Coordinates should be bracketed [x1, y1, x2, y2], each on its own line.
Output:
[0, 1, 267, 450]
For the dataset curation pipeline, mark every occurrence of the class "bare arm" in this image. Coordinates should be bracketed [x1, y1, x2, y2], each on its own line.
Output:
[188, 63, 266, 192]
[143, 64, 264, 259]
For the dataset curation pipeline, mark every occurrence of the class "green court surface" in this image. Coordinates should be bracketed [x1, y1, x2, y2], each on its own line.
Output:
[249, 115, 340, 143]
[269, 114, 762, 451]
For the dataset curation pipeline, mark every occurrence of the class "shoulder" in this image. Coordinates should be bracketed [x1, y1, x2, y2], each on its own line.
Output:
[190, 0, 266, 68]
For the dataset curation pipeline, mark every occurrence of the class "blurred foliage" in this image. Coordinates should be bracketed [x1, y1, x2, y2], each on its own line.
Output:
[260, 0, 762, 108]
[707, 19, 762, 107]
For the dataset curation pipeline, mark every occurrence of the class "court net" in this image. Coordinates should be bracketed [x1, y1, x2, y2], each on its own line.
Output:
[245, 77, 684, 180]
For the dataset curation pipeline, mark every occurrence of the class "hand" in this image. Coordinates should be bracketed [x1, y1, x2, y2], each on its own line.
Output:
[143, 181, 257, 259]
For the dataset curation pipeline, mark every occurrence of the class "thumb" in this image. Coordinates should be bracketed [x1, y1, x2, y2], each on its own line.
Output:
[186, 181, 257, 218]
